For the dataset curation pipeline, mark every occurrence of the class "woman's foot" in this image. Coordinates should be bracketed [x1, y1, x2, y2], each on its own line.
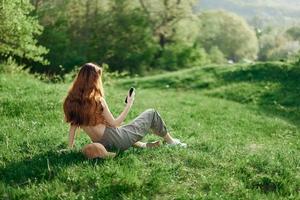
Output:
[165, 138, 187, 148]
[163, 133, 187, 147]
[146, 141, 161, 148]
[133, 141, 161, 148]
[164, 133, 187, 147]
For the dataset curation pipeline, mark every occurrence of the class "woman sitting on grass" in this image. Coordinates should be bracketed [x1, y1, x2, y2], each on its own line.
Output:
[63, 63, 186, 159]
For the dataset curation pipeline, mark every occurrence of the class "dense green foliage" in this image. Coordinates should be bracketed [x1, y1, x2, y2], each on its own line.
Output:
[32, 0, 158, 74]
[196, 0, 300, 26]
[0, 0, 48, 64]
[1, 0, 299, 75]
[0, 62, 299, 199]
[257, 27, 300, 62]
[30, 0, 206, 74]
[27, 0, 264, 75]
[197, 10, 259, 62]
[198, 1, 300, 64]
[286, 26, 300, 41]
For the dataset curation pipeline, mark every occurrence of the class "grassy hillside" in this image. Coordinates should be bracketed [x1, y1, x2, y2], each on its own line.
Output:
[0, 63, 299, 199]
[120, 62, 300, 127]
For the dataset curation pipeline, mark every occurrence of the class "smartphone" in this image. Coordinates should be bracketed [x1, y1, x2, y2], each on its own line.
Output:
[125, 87, 135, 103]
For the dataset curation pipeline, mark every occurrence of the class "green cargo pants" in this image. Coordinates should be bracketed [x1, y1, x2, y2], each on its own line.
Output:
[98, 109, 168, 151]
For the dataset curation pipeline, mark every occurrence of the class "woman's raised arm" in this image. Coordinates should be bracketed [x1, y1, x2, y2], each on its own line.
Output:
[100, 91, 135, 127]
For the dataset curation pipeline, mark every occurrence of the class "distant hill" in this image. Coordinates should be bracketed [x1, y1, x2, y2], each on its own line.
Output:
[195, 0, 300, 27]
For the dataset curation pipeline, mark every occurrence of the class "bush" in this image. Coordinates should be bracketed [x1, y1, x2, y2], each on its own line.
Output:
[0, 58, 26, 74]
[154, 44, 210, 70]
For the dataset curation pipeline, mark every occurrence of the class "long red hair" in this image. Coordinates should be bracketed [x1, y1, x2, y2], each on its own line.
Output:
[63, 63, 107, 126]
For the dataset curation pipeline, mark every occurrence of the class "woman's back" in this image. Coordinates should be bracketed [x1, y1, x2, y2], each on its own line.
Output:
[80, 123, 106, 142]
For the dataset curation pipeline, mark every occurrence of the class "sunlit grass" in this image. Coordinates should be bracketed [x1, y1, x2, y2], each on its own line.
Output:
[0, 63, 299, 199]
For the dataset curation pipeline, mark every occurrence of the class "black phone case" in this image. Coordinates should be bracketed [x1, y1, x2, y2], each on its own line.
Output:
[125, 87, 134, 103]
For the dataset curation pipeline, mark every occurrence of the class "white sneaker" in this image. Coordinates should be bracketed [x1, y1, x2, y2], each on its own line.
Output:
[166, 139, 187, 148]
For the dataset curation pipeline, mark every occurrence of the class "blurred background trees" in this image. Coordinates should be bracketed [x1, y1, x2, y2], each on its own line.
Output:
[1, 0, 300, 76]
[256, 27, 300, 62]
[0, 0, 48, 64]
[197, 10, 259, 62]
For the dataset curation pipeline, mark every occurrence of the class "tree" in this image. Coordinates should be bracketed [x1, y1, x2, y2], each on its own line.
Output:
[268, 41, 300, 61]
[138, 0, 208, 70]
[286, 26, 300, 63]
[0, 0, 47, 64]
[197, 10, 259, 62]
[258, 28, 300, 62]
[30, 0, 157, 74]
[94, 0, 158, 74]
[30, 0, 87, 74]
[138, 0, 198, 49]
[30, 0, 205, 74]
[209, 46, 226, 64]
[286, 26, 300, 41]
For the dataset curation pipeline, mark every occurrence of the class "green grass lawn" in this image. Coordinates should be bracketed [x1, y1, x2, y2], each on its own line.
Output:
[0, 63, 299, 199]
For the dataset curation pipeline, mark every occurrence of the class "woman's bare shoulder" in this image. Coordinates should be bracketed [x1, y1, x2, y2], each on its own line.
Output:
[99, 97, 106, 103]
[99, 97, 108, 108]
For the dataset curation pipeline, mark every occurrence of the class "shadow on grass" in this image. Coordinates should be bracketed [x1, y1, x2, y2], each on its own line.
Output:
[219, 62, 300, 127]
[0, 150, 105, 187]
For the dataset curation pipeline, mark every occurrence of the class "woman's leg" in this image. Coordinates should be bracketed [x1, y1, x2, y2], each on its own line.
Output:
[163, 133, 176, 144]
[115, 109, 165, 149]
[117, 108, 186, 150]
[133, 141, 160, 148]
[141, 109, 178, 144]
[142, 109, 187, 146]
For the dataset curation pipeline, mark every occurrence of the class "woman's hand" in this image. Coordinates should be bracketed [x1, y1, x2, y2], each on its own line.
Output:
[100, 95, 133, 127]
[126, 90, 135, 107]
